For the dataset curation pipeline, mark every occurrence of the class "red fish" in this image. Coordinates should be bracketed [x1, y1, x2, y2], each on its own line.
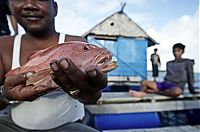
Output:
[6, 41, 117, 87]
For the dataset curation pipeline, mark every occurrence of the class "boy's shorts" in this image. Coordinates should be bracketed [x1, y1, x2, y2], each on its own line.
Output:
[156, 82, 177, 90]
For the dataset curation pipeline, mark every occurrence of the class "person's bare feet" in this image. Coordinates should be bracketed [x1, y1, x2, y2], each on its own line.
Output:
[129, 90, 147, 98]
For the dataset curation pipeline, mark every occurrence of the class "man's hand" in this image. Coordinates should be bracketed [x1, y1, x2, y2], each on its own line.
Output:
[190, 91, 200, 95]
[0, 94, 9, 109]
[4, 72, 56, 101]
[50, 58, 107, 103]
[189, 86, 200, 95]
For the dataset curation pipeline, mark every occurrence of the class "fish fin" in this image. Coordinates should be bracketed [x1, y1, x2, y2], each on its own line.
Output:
[31, 75, 58, 88]
[27, 51, 39, 60]
[26, 68, 52, 86]
[27, 46, 55, 60]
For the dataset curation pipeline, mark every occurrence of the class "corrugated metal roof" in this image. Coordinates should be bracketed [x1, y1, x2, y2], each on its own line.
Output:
[83, 12, 158, 47]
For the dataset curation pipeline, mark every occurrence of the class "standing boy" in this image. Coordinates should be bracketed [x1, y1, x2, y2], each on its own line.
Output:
[150, 48, 161, 81]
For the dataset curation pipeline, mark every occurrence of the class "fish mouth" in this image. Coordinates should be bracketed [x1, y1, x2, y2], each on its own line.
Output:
[93, 51, 118, 72]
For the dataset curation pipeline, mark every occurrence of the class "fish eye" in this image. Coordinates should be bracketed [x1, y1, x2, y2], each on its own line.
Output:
[83, 45, 89, 51]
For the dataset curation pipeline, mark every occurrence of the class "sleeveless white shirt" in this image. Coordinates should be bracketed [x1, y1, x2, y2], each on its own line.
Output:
[11, 33, 84, 130]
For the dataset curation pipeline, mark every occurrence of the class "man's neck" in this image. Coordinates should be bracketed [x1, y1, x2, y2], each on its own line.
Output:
[26, 29, 58, 39]
[25, 23, 57, 39]
[24, 30, 60, 48]
[175, 57, 182, 61]
[26, 30, 57, 39]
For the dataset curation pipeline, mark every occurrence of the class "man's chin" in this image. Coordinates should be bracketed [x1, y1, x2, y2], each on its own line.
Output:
[26, 28, 49, 36]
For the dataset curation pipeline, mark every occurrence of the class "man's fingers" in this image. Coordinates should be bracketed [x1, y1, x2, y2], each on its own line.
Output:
[86, 65, 99, 77]
[50, 73, 72, 90]
[4, 72, 33, 87]
[5, 85, 56, 101]
[60, 58, 85, 79]
[50, 60, 60, 72]
[50, 59, 73, 88]
[86, 66, 107, 88]
[54, 58, 92, 92]
[50, 58, 107, 93]
[58, 58, 86, 87]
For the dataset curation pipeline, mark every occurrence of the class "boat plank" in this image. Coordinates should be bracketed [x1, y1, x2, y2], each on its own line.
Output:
[103, 125, 200, 132]
[86, 92, 200, 114]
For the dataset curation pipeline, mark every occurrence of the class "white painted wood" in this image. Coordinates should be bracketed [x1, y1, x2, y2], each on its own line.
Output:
[86, 92, 200, 114]
[103, 125, 200, 132]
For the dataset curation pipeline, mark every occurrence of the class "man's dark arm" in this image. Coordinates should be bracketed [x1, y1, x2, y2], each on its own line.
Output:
[0, 55, 10, 109]
[186, 60, 197, 94]
[150, 54, 153, 62]
[158, 55, 161, 65]
[0, 86, 10, 109]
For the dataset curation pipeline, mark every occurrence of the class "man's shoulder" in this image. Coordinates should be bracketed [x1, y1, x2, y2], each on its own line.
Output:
[166, 60, 174, 64]
[182, 58, 194, 65]
[167, 59, 194, 63]
[167, 59, 194, 66]
[65, 34, 87, 42]
[0, 35, 14, 54]
[0, 35, 14, 46]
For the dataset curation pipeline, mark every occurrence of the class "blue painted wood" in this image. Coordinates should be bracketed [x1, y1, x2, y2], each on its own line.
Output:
[87, 36, 148, 80]
[94, 112, 161, 130]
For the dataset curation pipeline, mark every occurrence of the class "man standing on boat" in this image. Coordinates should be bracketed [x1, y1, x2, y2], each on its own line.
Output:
[150, 48, 161, 82]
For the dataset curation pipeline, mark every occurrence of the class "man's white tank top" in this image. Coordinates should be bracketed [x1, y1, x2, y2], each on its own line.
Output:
[11, 33, 84, 130]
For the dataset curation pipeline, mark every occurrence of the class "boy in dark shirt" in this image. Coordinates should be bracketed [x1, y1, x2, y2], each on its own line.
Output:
[129, 43, 199, 97]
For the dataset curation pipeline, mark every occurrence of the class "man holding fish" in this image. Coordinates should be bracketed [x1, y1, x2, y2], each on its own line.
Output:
[0, 0, 117, 131]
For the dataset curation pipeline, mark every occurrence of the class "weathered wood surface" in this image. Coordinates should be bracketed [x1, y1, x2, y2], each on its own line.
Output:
[86, 92, 200, 114]
[108, 76, 141, 86]
[103, 125, 200, 132]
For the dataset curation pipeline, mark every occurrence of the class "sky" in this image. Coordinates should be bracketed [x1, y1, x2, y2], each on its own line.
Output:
[16, 0, 199, 72]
